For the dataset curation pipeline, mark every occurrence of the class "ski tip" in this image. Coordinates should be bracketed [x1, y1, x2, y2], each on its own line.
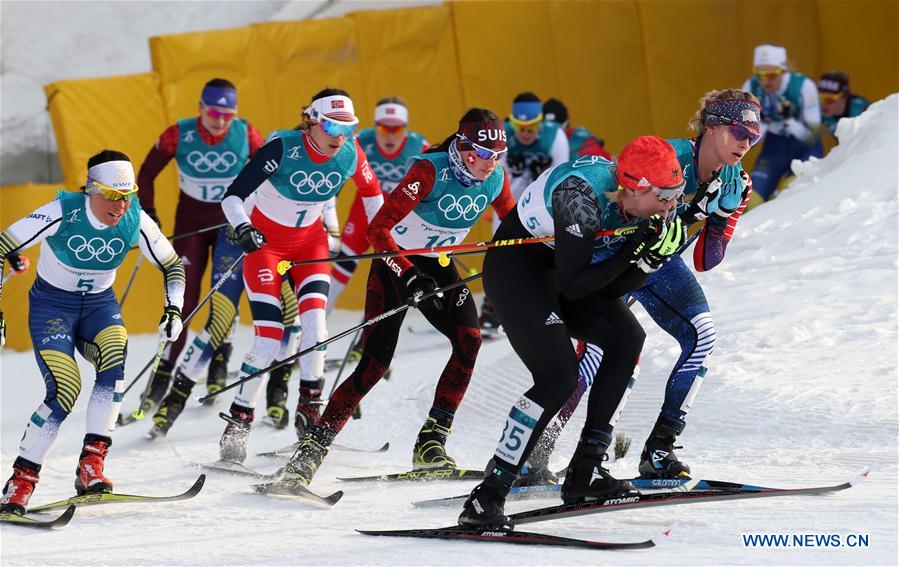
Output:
[378, 442, 390, 452]
[325, 490, 345, 505]
[650, 522, 678, 547]
[54, 505, 77, 528]
[193, 474, 207, 492]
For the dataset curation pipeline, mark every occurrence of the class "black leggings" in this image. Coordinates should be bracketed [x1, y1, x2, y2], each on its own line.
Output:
[483, 211, 645, 474]
[320, 255, 481, 434]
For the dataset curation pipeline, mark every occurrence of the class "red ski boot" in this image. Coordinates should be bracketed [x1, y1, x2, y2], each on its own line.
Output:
[0, 459, 41, 515]
[75, 436, 113, 495]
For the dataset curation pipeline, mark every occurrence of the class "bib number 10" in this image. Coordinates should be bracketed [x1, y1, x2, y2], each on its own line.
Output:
[424, 235, 457, 248]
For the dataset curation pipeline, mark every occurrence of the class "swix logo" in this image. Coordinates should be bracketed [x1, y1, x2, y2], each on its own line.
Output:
[604, 495, 639, 505]
[385, 257, 403, 277]
[263, 159, 278, 174]
[287, 146, 303, 160]
[401, 181, 420, 199]
[476, 129, 506, 143]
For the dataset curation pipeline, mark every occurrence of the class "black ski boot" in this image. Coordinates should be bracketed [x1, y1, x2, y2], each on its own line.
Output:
[458, 469, 514, 528]
[478, 298, 503, 337]
[219, 405, 254, 463]
[280, 424, 335, 487]
[412, 410, 456, 470]
[205, 343, 233, 404]
[150, 373, 193, 438]
[265, 362, 292, 429]
[561, 441, 635, 505]
[141, 359, 174, 415]
[638, 417, 691, 479]
[294, 377, 325, 439]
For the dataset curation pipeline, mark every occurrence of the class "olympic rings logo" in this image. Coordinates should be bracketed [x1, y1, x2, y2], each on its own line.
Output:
[371, 161, 406, 181]
[289, 171, 344, 195]
[437, 193, 488, 221]
[67, 235, 125, 263]
[186, 151, 239, 173]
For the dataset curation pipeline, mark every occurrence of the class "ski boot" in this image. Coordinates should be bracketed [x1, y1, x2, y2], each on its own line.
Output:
[75, 435, 114, 496]
[458, 468, 514, 528]
[561, 441, 635, 505]
[294, 377, 325, 439]
[412, 410, 457, 470]
[280, 424, 335, 487]
[219, 405, 254, 463]
[0, 458, 41, 515]
[141, 359, 174, 415]
[150, 372, 193, 438]
[205, 342, 233, 404]
[265, 362, 291, 430]
[478, 298, 503, 338]
[638, 417, 691, 479]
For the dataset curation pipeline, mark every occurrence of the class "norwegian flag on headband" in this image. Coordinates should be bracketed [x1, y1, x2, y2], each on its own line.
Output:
[331, 100, 345, 109]
[386, 108, 395, 114]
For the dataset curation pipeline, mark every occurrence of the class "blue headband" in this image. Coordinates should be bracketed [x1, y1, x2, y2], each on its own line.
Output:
[511, 101, 542, 122]
[201, 86, 237, 109]
[705, 98, 762, 135]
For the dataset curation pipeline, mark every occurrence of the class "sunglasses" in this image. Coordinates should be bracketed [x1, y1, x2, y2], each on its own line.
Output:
[88, 178, 138, 202]
[754, 68, 784, 80]
[620, 176, 686, 203]
[509, 118, 541, 134]
[456, 134, 508, 161]
[819, 92, 844, 103]
[376, 123, 407, 135]
[319, 118, 357, 138]
[202, 105, 237, 120]
[707, 114, 761, 146]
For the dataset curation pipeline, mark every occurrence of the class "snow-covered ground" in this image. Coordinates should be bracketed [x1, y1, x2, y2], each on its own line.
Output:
[1, 97, 897, 564]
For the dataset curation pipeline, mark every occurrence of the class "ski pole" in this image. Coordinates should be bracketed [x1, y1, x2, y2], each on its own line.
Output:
[274, 226, 639, 275]
[199, 272, 484, 404]
[329, 321, 363, 398]
[118, 256, 144, 308]
[124, 222, 229, 253]
[118, 253, 245, 419]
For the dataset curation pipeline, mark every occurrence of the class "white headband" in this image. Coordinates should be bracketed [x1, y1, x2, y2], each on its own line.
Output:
[374, 103, 408, 125]
[86, 160, 135, 192]
[304, 95, 358, 125]
[754, 44, 787, 69]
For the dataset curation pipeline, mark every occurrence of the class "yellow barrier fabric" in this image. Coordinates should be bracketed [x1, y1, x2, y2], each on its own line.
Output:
[45, 73, 168, 192]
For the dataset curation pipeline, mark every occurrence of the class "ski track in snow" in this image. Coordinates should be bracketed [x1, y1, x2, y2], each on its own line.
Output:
[2, 98, 898, 564]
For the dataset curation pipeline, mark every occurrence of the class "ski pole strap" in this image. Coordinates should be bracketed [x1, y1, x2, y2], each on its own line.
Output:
[276, 226, 638, 275]
[199, 272, 483, 404]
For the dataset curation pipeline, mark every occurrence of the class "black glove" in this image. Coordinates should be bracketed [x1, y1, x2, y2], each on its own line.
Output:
[682, 175, 722, 225]
[528, 155, 553, 180]
[506, 153, 527, 177]
[234, 223, 266, 253]
[5, 252, 28, 273]
[145, 207, 162, 228]
[634, 215, 687, 273]
[778, 99, 794, 120]
[402, 268, 443, 311]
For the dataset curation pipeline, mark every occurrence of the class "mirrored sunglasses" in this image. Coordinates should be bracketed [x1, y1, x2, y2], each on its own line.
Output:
[203, 105, 237, 120]
[707, 114, 761, 146]
[620, 177, 686, 203]
[754, 68, 784, 80]
[456, 134, 507, 161]
[819, 92, 844, 103]
[88, 178, 138, 202]
[376, 123, 407, 135]
[319, 118, 357, 138]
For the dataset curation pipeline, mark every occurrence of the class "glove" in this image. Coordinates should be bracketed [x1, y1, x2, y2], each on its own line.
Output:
[234, 223, 266, 253]
[778, 99, 794, 120]
[633, 215, 686, 273]
[145, 207, 162, 229]
[528, 155, 552, 181]
[506, 153, 527, 177]
[158, 305, 183, 341]
[225, 224, 240, 246]
[327, 228, 341, 256]
[682, 175, 723, 224]
[402, 268, 443, 311]
[5, 252, 29, 274]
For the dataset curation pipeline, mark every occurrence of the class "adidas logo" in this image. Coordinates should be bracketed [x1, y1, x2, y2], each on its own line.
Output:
[544, 311, 563, 326]
[565, 223, 583, 238]
[217, 97, 228, 106]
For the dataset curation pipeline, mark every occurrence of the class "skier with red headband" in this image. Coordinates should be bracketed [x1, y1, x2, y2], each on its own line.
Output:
[136, 78, 264, 414]
[328, 96, 429, 314]
[274, 108, 515, 488]
[524, 90, 762, 485]
[215, 88, 383, 463]
[458, 135, 688, 527]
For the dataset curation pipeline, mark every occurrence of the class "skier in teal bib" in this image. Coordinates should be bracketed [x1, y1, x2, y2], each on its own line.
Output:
[0, 150, 185, 515]
[742, 44, 822, 201]
[817, 71, 871, 142]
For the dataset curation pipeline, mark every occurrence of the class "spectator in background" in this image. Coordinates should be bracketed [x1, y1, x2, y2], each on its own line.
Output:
[818, 71, 870, 143]
[742, 44, 822, 202]
[542, 97, 612, 161]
